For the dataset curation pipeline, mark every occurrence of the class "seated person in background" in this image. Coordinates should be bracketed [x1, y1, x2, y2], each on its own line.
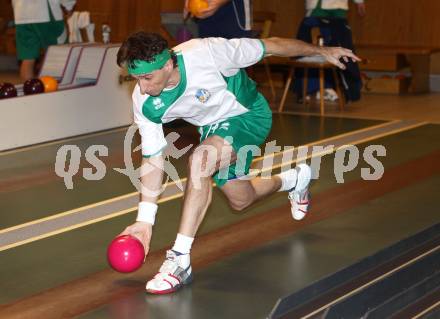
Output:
[294, 0, 365, 103]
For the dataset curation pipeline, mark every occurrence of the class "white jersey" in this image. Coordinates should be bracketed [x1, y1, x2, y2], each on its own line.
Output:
[12, 0, 76, 24]
[132, 37, 266, 157]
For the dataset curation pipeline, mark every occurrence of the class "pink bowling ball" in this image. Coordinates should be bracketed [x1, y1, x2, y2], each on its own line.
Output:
[107, 235, 145, 273]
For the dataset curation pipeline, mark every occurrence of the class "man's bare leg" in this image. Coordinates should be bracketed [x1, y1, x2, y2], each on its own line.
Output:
[20, 59, 35, 81]
[146, 135, 236, 294]
[145, 136, 311, 294]
[178, 135, 236, 236]
[221, 164, 312, 219]
[220, 177, 282, 211]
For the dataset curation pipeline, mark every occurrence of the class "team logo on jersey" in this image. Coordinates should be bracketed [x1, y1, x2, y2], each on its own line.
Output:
[152, 97, 165, 110]
[195, 88, 211, 103]
[219, 122, 230, 131]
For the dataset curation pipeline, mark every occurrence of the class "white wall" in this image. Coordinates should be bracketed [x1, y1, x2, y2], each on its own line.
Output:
[0, 46, 135, 151]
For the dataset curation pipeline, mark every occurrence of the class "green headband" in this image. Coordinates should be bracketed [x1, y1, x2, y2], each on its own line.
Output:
[127, 49, 171, 75]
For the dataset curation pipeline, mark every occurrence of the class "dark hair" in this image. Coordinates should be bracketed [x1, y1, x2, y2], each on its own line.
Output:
[117, 31, 177, 69]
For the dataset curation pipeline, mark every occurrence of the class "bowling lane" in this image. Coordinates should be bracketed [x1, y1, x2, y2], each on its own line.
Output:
[0, 115, 382, 229]
[0, 115, 385, 303]
[77, 173, 440, 319]
[0, 123, 438, 307]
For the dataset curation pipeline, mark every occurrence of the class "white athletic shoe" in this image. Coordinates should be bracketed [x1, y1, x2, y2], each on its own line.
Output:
[146, 250, 193, 295]
[288, 164, 311, 220]
[316, 88, 339, 102]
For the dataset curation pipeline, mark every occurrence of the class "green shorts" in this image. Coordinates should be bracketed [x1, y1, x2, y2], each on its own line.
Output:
[15, 19, 65, 60]
[199, 93, 272, 187]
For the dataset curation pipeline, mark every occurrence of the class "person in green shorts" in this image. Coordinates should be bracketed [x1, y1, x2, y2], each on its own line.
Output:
[12, 0, 76, 80]
[116, 31, 360, 294]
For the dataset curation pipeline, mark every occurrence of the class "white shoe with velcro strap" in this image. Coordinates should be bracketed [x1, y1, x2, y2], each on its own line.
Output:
[146, 250, 193, 294]
[288, 164, 311, 220]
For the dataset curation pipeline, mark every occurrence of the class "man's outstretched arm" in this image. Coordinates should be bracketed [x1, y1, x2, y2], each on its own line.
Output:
[120, 155, 165, 255]
[261, 37, 361, 69]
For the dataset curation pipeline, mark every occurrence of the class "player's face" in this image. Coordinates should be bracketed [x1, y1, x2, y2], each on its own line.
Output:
[133, 68, 168, 96]
[132, 60, 174, 96]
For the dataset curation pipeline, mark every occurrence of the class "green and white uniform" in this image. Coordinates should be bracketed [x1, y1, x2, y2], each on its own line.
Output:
[306, 0, 364, 18]
[12, 0, 75, 60]
[132, 37, 272, 187]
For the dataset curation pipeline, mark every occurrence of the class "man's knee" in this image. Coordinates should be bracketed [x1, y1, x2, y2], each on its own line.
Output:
[222, 179, 256, 212]
[188, 147, 217, 177]
[228, 198, 252, 212]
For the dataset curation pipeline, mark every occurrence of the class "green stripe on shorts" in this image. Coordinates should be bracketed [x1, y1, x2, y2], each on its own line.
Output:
[200, 93, 272, 187]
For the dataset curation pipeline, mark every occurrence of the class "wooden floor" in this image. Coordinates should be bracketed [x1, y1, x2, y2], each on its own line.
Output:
[0, 70, 439, 318]
[279, 90, 440, 124]
[1, 117, 438, 318]
[258, 82, 440, 124]
[0, 70, 20, 85]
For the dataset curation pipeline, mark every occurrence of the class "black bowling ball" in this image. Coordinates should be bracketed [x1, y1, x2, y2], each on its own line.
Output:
[23, 78, 45, 95]
[0, 82, 18, 99]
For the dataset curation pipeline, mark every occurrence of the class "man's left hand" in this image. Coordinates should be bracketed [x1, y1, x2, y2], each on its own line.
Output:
[320, 47, 361, 70]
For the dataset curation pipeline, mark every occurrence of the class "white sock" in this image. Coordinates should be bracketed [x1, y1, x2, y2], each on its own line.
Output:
[172, 233, 194, 255]
[277, 169, 298, 192]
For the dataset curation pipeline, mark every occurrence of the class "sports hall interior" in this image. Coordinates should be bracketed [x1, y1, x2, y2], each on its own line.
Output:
[0, 1, 439, 318]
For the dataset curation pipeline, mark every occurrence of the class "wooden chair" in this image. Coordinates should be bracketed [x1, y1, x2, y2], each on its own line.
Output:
[252, 11, 277, 101]
[275, 27, 345, 115]
[276, 57, 345, 115]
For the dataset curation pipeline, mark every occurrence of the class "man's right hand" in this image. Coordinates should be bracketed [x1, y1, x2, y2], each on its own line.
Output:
[120, 221, 153, 255]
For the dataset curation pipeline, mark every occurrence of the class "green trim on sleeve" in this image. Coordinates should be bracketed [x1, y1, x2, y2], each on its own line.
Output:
[258, 39, 266, 61]
[142, 146, 166, 158]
